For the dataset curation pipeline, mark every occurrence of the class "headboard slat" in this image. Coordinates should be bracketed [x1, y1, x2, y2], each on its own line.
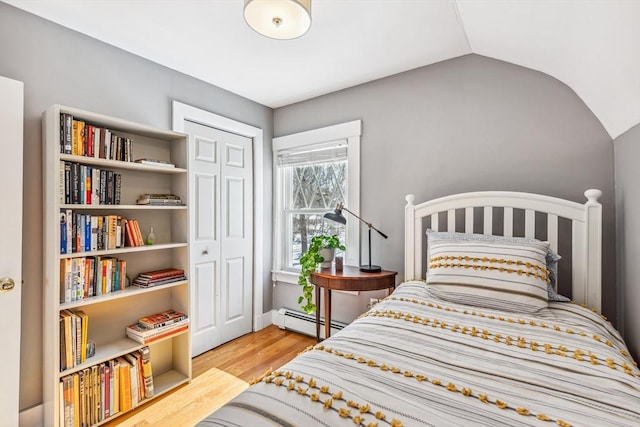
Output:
[447, 210, 455, 232]
[504, 207, 513, 237]
[525, 209, 535, 239]
[547, 214, 559, 253]
[483, 206, 493, 235]
[572, 220, 587, 304]
[465, 207, 474, 233]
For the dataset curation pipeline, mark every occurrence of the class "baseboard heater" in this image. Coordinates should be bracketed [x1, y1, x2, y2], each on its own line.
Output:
[275, 308, 346, 339]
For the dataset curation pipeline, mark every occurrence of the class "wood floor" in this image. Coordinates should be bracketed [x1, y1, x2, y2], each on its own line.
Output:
[192, 324, 317, 382]
[104, 325, 316, 426]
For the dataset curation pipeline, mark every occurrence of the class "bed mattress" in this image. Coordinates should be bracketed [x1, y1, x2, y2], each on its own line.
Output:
[197, 281, 640, 427]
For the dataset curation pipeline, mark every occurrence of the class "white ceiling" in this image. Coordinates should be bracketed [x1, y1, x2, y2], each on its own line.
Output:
[5, 0, 640, 139]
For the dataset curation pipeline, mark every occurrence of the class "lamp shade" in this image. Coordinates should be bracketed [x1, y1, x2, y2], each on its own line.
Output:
[324, 208, 346, 224]
[244, 0, 311, 40]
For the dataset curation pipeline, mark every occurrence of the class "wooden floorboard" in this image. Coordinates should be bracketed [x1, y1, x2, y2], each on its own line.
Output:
[104, 325, 316, 426]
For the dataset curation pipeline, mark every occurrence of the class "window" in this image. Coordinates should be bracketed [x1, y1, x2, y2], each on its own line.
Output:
[273, 121, 361, 280]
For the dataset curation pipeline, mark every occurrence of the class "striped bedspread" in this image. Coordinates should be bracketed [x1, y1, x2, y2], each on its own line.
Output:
[197, 281, 640, 427]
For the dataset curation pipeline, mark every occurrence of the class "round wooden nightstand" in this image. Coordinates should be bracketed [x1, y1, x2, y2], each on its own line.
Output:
[311, 265, 397, 341]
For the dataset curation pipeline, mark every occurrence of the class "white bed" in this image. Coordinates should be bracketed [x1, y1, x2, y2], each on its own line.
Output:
[198, 189, 639, 427]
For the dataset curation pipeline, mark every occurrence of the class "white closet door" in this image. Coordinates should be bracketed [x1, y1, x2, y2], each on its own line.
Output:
[220, 133, 253, 344]
[185, 121, 253, 356]
[0, 76, 23, 424]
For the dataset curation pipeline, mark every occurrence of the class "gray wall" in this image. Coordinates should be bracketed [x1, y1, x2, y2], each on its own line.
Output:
[0, 3, 273, 411]
[614, 123, 640, 361]
[273, 54, 617, 327]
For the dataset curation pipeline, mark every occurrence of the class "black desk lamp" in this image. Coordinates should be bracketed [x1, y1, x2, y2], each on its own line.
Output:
[324, 203, 388, 272]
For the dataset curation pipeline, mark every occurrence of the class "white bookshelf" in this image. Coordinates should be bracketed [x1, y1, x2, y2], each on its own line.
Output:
[42, 105, 191, 426]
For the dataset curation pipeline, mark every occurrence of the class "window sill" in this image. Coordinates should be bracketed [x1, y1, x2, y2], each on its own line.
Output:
[271, 270, 360, 295]
[272, 270, 299, 285]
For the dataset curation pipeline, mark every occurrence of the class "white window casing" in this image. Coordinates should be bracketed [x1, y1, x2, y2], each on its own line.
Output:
[272, 120, 361, 284]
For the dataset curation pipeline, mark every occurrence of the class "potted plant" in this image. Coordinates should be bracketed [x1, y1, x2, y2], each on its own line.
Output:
[297, 235, 345, 314]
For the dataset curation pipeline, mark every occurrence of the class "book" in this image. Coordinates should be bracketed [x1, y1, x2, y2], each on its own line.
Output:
[136, 198, 183, 206]
[72, 373, 80, 427]
[60, 311, 74, 370]
[107, 215, 118, 250]
[117, 357, 132, 413]
[61, 113, 72, 154]
[131, 220, 145, 247]
[126, 318, 189, 338]
[126, 324, 189, 345]
[132, 275, 186, 288]
[138, 268, 185, 280]
[138, 347, 154, 399]
[134, 158, 175, 168]
[138, 309, 187, 329]
[92, 126, 100, 159]
[114, 173, 121, 205]
[123, 353, 140, 408]
[60, 375, 74, 427]
[110, 358, 120, 415]
[64, 162, 71, 204]
[75, 310, 89, 363]
[136, 193, 183, 206]
[78, 370, 86, 427]
[59, 160, 65, 204]
[100, 363, 109, 420]
[124, 219, 138, 247]
[137, 193, 181, 200]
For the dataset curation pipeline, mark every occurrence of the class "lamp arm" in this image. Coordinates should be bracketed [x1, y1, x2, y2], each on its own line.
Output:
[341, 206, 388, 239]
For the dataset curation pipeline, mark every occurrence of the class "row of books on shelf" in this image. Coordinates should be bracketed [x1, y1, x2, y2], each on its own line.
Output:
[60, 257, 127, 303]
[60, 211, 149, 254]
[60, 309, 89, 371]
[60, 113, 134, 162]
[132, 268, 186, 288]
[126, 309, 189, 345]
[59, 347, 153, 427]
[60, 161, 121, 205]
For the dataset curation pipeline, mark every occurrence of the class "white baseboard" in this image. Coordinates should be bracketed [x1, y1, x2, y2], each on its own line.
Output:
[272, 308, 345, 339]
[254, 311, 273, 331]
[19, 404, 42, 427]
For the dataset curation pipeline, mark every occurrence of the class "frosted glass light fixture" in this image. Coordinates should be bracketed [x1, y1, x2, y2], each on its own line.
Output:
[244, 0, 311, 40]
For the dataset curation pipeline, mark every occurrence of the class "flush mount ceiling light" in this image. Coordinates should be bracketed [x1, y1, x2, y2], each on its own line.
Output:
[244, 0, 311, 40]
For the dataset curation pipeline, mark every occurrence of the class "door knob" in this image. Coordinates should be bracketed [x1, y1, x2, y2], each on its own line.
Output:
[0, 277, 15, 292]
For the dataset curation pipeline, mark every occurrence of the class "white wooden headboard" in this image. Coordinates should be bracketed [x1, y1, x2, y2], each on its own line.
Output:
[404, 190, 603, 311]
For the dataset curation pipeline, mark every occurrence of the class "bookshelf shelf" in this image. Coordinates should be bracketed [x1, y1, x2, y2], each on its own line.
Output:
[58, 243, 188, 259]
[59, 153, 187, 174]
[60, 280, 188, 310]
[43, 104, 191, 426]
[60, 204, 187, 210]
[153, 369, 190, 396]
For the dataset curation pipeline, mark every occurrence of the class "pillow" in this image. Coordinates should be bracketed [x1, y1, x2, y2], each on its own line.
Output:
[426, 230, 570, 302]
[426, 237, 550, 313]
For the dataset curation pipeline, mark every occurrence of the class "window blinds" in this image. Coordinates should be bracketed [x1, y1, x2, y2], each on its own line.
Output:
[276, 140, 347, 167]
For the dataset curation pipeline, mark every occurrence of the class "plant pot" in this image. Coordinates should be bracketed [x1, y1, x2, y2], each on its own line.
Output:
[319, 248, 335, 269]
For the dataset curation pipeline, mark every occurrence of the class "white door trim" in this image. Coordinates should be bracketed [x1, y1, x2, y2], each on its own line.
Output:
[0, 75, 23, 426]
[172, 101, 265, 332]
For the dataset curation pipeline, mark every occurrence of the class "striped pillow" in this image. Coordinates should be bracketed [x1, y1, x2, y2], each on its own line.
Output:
[426, 238, 550, 313]
[425, 230, 569, 302]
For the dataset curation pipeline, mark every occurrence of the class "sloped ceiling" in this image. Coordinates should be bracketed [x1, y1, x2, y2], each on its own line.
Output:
[4, 0, 639, 138]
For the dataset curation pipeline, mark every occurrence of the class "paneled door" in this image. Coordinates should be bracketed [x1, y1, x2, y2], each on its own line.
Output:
[0, 76, 23, 425]
[185, 120, 253, 356]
